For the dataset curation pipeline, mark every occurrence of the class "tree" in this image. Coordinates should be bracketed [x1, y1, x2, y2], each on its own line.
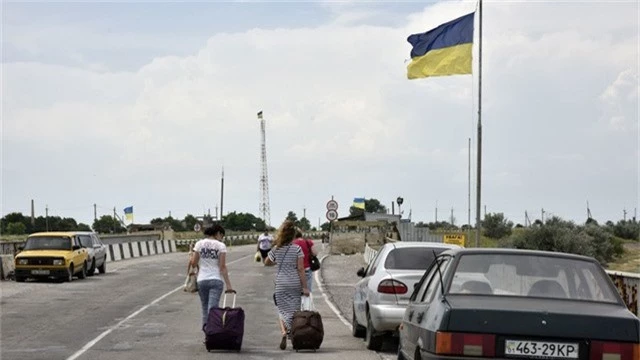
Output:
[320, 222, 331, 231]
[297, 217, 311, 231]
[349, 198, 387, 216]
[77, 223, 92, 231]
[286, 211, 298, 223]
[6, 222, 26, 235]
[183, 214, 198, 231]
[93, 215, 125, 234]
[482, 213, 513, 239]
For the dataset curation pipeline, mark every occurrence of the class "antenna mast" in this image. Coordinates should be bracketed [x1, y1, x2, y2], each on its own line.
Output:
[257, 111, 271, 226]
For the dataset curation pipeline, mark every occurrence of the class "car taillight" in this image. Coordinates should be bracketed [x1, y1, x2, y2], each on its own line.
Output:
[377, 279, 408, 294]
[590, 341, 639, 360]
[436, 331, 496, 357]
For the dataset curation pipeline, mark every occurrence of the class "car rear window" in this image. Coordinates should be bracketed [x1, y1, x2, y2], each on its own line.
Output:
[449, 253, 620, 303]
[384, 247, 447, 270]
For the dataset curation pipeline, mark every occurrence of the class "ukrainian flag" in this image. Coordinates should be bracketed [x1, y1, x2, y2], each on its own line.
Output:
[407, 12, 475, 79]
[353, 198, 365, 210]
[124, 206, 133, 221]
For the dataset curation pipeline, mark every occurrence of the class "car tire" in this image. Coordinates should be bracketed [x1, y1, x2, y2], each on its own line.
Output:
[87, 258, 96, 276]
[365, 311, 383, 351]
[352, 306, 366, 338]
[98, 257, 106, 274]
[78, 262, 87, 279]
[397, 341, 407, 360]
[66, 265, 74, 282]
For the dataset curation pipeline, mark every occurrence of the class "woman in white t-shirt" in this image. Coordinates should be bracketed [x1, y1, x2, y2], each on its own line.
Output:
[189, 225, 234, 329]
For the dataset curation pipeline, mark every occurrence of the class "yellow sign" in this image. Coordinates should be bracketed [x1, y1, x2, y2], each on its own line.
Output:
[444, 234, 466, 247]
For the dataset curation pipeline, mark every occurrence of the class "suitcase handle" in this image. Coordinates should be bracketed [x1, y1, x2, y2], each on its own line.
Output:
[223, 291, 237, 308]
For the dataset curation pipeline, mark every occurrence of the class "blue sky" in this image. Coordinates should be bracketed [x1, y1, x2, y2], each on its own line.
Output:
[2, 1, 638, 228]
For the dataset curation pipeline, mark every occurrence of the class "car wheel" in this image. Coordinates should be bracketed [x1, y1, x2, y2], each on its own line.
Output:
[397, 341, 407, 360]
[365, 311, 383, 351]
[87, 258, 96, 276]
[78, 262, 87, 279]
[66, 265, 74, 282]
[352, 306, 366, 338]
[98, 257, 107, 274]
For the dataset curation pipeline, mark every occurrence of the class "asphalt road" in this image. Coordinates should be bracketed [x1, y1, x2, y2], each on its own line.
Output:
[0, 243, 384, 360]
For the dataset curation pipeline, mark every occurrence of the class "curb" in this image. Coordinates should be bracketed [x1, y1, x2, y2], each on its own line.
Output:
[315, 254, 353, 330]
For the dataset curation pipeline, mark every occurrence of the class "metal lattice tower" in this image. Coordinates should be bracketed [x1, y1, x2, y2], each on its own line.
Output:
[257, 111, 271, 226]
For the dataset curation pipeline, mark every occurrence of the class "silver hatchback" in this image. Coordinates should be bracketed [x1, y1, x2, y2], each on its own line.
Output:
[352, 241, 461, 351]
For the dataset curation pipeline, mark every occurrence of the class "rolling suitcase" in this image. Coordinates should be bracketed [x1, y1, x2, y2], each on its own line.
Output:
[291, 295, 324, 352]
[203, 290, 244, 352]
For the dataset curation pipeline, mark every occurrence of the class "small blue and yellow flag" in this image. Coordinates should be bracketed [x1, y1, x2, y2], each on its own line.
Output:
[407, 12, 475, 79]
[123, 206, 133, 221]
[353, 198, 365, 210]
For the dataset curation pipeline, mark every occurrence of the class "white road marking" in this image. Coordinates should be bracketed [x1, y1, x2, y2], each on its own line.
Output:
[65, 253, 251, 360]
[315, 255, 353, 330]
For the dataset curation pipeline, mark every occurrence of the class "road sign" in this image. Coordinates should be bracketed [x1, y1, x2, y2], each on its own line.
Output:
[194, 223, 202, 232]
[326, 199, 338, 211]
[326, 209, 338, 221]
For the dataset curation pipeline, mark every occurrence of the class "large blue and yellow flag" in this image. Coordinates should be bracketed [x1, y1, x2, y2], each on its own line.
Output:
[123, 206, 133, 221]
[407, 12, 475, 79]
[353, 198, 365, 210]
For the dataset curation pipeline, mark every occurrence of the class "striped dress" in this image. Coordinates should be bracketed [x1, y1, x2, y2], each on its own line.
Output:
[268, 243, 303, 331]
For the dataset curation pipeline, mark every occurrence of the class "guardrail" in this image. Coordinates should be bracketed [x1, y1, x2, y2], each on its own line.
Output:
[175, 232, 327, 247]
[362, 244, 639, 316]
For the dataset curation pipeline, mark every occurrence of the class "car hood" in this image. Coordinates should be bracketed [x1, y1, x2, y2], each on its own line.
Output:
[16, 250, 73, 258]
[444, 295, 639, 342]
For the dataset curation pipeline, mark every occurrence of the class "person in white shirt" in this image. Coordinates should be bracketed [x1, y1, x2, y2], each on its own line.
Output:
[189, 225, 234, 329]
[257, 229, 274, 261]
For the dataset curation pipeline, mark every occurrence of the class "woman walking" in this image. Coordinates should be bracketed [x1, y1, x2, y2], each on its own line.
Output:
[264, 220, 309, 350]
[293, 230, 318, 292]
[189, 225, 234, 331]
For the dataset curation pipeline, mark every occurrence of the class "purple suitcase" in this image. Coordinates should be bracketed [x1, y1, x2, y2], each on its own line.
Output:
[203, 291, 244, 352]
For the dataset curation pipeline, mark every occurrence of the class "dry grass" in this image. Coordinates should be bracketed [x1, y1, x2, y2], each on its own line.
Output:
[608, 242, 640, 273]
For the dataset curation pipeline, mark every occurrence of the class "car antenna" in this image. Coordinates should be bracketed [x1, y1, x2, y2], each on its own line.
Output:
[432, 249, 447, 302]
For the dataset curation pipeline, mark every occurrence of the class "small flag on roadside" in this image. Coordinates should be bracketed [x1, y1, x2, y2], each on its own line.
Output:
[257, 111, 263, 120]
[353, 198, 365, 210]
[124, 206, 133, 221]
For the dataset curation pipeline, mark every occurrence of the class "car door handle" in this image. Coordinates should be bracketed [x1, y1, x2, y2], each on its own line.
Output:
[408, 310, 415, 321]
[416, 312, 424, 323]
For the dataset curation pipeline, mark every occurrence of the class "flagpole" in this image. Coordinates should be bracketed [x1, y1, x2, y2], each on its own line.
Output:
[475, 0, 483, 248]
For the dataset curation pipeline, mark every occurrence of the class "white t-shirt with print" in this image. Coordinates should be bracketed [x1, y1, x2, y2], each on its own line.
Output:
[193, 239, 227, 282]
[257, 234, 273, 250]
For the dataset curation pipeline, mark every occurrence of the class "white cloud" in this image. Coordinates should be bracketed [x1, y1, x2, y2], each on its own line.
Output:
[2, 2, 638, 226]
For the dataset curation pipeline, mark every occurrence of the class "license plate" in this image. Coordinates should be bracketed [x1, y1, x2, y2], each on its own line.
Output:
[505, 340, 579, 359]
[31, 269, 50, 275]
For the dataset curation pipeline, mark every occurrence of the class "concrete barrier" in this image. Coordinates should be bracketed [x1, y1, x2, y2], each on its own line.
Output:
[104, 239, 177, 262]
[362, 244, 640, 316]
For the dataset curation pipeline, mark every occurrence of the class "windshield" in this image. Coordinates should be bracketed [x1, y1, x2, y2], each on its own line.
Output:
[448, 253, 619, 304]
[24, 237, 72, 251]
[384, 247, 447, 270]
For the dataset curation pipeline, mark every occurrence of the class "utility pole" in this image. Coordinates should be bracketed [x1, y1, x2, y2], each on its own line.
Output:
[623, 209, 627, 221]
[113, 207, 117, 233]
[169, 211, 172, 218]
[94, 203, 97, 222]
[450, 207, 454, 225]
[31, 199, 35, 226]
[484, 205, 487, 218]
[435, 200, 438, 223]
[303, 208, 306, 219]
[541, 208, 545, 223]
[220, 166, 225, 220]
[45, 204, 49, 231]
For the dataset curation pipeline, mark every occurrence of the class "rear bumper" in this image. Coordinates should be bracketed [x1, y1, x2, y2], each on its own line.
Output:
[15, 268, 68, 278]
[421, 352, 510, 360]
[369, 303, 406, 332]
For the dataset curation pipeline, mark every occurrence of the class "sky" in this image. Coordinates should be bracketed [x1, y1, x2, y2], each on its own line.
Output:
[1, 0, 639, 229]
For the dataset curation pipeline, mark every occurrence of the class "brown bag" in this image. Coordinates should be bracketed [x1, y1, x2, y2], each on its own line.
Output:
[291, 296, 324, 351]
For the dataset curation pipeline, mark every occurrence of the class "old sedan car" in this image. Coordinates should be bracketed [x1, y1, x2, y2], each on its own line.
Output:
[353, 241, 462, 351]
[398, 248, 640, 360]
[14, 232, 89, 282]
[77, 232, 107, 275]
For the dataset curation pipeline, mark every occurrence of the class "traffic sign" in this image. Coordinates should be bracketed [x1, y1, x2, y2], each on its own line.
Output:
[326, 199, 338, 211]
[194, 223, 202, 232]
[326, 209, 338, 221]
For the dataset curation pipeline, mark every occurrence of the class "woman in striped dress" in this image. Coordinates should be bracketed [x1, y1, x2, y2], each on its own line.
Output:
[264, 220, 310, 350]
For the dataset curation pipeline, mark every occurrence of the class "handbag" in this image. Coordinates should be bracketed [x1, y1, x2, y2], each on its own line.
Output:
[183, 266, 198, 293]
[305, 240, 321, 272]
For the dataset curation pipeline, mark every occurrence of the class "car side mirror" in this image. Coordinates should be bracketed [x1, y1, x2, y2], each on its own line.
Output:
[17, 246, 24, 252]
[72, 245, 81, 251]
[356, 267, 366, 277]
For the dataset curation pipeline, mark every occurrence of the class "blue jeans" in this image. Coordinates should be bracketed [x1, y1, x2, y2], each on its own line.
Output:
[198, 279, 224, 328]
[305, 269, 313, 293]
